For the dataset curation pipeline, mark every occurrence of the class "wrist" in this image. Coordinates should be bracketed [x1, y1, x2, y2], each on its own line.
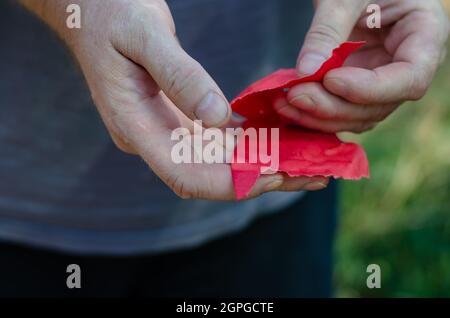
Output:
[20, 0, 87, 49]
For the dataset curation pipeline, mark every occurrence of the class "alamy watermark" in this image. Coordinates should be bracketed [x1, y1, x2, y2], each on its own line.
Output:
[66, 264, 81, 289]
[366, 4, 381, 29]
[65, 3, 382, 31]
[366, 264, 381, 289]
[66, 4, 81, 29]
[170, 120, 280, 173]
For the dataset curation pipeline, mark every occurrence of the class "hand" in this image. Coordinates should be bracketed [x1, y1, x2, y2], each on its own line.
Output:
[275, 0, 449, 133]
[21, 0, 329, 200]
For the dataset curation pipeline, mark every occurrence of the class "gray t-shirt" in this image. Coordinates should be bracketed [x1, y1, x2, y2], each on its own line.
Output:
[0, 0, 313, 255]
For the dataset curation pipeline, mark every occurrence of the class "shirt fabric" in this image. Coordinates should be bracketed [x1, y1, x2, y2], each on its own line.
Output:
[0, 0, 313, 255]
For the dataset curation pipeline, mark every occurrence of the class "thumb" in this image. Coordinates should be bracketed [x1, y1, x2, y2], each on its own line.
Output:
[151, 39, 232, 128]
[297, 0, 370, 75]
[115, 7, 231, 128]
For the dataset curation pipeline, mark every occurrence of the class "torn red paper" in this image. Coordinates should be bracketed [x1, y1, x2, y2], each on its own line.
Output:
[231, 42, 369, 200]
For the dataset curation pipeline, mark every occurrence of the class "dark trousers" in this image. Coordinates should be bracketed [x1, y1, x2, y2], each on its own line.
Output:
[0, 183, 337, 298]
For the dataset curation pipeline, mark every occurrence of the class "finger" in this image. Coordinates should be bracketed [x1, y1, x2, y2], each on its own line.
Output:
[324, 63, 430, 105]
[245, 174, 285, 200]
[277, 175, 329, 192]
[286, 83, 398, 121]
[113, 6, 231, 127]
[324, 7, 449, 104]
[343, 46, 393, 69]
[112, 92, 291, 201]
[89, 44, 238, 201]
[109, 92, 232, 200]
[297, 0, 370, 75]
[170, 165, 286, 201]
[275, 104, 376, 133]
[115, 96, 326, 199]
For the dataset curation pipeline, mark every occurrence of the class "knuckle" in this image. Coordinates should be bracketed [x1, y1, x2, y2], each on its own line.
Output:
[307, 22, 343, 47]
[111, 4, 160, 54]
[164, 61, 202, 105]
[111, 137, 134, 154]
[130, 2, 166, 25]
[114, 2, 175, 56]
[141, 2, 176, 35]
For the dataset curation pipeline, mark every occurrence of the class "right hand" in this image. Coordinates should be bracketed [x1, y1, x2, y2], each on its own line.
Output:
[23, 0, 329, 200]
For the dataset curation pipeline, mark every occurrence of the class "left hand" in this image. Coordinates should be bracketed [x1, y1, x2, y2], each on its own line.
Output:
[275, 0, 449, 133]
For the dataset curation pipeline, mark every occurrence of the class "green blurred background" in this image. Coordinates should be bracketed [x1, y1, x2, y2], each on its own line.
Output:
[335, 1, 450, 297]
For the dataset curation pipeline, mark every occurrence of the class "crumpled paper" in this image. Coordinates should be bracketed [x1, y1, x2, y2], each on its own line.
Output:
[231, 42, 369, 200]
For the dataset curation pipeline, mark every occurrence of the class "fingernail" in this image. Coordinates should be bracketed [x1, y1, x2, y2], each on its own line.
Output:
[263, 176, 284, 192]
[195, 91, 230, 126]
[325, 78, 348, 96]
[304, 181, 328, 191]
[298, 53, 328, 75]
[290, 94, 315, 111]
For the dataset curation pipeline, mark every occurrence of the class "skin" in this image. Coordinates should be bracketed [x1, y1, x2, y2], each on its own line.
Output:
[19, 0, 329, 200]
[277, 0, 450, 134]
[18, 0, 448, 200]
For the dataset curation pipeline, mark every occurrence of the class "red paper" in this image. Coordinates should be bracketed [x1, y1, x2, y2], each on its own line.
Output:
[231, 42, 369, 200]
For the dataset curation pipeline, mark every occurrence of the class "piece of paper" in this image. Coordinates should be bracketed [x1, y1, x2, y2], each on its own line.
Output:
[231, 42, 369, 200]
